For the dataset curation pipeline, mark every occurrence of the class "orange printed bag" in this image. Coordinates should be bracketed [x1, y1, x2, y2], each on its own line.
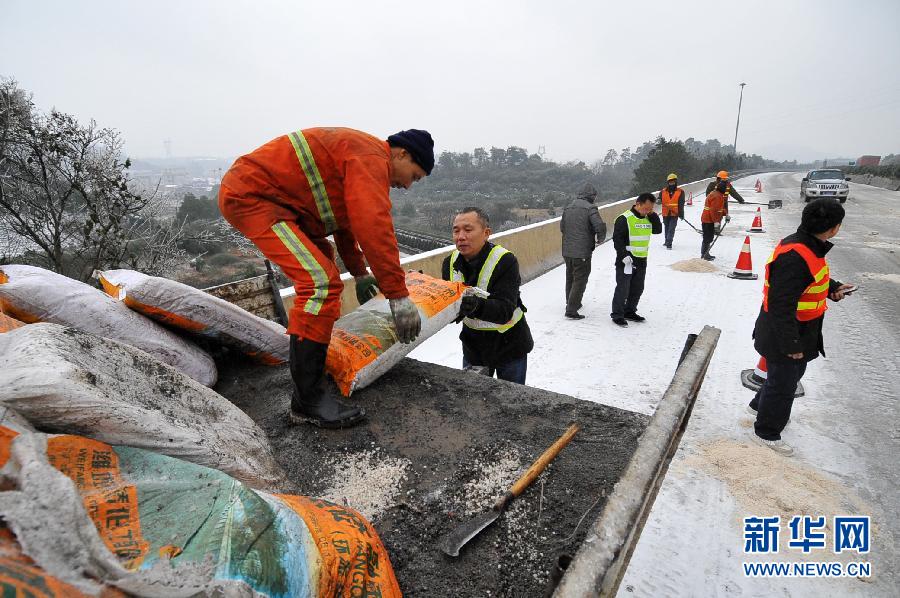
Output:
[327, 272, 464, 395]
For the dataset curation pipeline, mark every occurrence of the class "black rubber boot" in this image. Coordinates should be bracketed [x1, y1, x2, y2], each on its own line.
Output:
[288, 336, 365, 429]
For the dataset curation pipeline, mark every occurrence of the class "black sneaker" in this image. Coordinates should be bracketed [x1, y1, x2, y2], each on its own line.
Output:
[565, 312, 586, 320]
[624, 313, 646, 322]
[701, 254, 716, 261]
[612, 318, 628, 327]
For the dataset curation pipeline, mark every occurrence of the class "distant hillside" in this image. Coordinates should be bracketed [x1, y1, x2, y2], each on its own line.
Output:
[390, 137, 806, 234]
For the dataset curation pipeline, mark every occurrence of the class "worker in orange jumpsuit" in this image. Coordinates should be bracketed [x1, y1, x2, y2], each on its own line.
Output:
[219, 127, 434, 429]
[700, 179, 731, 260]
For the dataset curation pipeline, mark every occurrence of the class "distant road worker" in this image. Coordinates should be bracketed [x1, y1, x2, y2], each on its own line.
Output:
[705, 170, 746, 214]
[220, 127, 434, 429]
[443, 207, 533, 384]
[748, 198, 854, 456]
[610, 193, 662, 327]
[659, 173, 685, 249]
[701, 180, 731, 260]
[560, 183, 607, 319]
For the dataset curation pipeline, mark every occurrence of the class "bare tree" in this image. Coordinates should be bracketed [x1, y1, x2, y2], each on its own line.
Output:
[0, 79, 32, 262]
[0, 78, 190, 281]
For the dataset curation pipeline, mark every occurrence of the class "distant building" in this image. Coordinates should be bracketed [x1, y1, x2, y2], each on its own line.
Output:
[856, 155, 881, 167]
[820, 158, 855, 167]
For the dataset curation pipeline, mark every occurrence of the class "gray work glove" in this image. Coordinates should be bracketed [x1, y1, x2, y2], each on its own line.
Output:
[389, 296, 422, 344]
[354, 274, 379, 305]
[725, 215, 731, 223]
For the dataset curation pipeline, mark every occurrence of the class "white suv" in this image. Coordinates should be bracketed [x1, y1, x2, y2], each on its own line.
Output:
[801, 169, 850, 203]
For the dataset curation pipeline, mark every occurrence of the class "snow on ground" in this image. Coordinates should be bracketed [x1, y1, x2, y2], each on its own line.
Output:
[412, 176, 773, 417]
[410, 172, 895, 597]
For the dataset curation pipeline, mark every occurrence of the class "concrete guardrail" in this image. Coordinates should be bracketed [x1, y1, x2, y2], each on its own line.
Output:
[282, 175, 726, 315]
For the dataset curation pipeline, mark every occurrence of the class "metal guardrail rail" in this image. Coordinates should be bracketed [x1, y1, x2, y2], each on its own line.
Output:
[394, 227, 452, 253]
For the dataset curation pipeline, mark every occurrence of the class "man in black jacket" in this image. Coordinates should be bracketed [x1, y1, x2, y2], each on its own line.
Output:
[610, 193, 662, 327]
[561, 183, 607, 319]
[442, 207, 534, 384]
[749, 198, 854, 455]
[705, 170, 746, 210]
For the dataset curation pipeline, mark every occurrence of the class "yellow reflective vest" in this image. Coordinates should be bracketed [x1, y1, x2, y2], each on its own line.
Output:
[449, 246, 524, 333]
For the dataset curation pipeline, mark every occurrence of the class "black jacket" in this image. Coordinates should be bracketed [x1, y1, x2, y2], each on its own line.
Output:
[753, 229, 843, 362]
[705, 180, 745, 212]
[612, 208, 662, 266]
[442, 242, 534, 367]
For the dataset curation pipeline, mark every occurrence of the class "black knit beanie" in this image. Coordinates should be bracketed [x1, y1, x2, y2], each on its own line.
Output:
[387, 129, 435, 175]
[800, 198, 845, 234]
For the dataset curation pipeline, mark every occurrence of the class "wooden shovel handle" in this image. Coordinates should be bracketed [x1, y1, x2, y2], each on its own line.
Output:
[508, 423, 579, 498]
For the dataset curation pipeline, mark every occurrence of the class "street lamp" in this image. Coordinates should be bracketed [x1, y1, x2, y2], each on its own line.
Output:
[733, 82, 746, 155]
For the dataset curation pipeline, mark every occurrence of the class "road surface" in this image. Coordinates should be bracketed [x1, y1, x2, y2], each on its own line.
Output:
[412, 171, 899, 596]
[618, 172, 899, 597]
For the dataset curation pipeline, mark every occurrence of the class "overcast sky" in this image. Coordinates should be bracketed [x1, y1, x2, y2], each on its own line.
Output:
[3, 0, 899, 163]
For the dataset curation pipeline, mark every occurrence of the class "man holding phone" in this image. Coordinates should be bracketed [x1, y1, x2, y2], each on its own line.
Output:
[748, 198, 855, 455]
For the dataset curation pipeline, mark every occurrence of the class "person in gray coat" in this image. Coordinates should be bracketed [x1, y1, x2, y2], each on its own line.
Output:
[561, 183, 607, 319]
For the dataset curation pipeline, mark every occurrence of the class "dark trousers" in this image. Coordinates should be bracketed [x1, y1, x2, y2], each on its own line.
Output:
[463, 355, 528, 385]
[751, 359, 807, 441]
[701, 222, 716, 256]
[611, 261, 646, 319]
[663, 216, 678, 246]
[564, 256, 592, 315]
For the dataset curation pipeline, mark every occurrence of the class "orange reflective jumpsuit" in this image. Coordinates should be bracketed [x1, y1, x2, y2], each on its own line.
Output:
[219, 127, 407, 344]
[701, 190, 726, 224]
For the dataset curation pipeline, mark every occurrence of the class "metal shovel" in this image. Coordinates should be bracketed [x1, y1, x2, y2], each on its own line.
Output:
[439, 423, 580, 557]
[682, 219, 703, 234]
[741, 199, 783, 209]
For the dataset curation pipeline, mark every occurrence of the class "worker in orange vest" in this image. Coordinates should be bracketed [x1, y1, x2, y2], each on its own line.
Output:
[659, 173, 685, 249]
[219, 127, 434, 429]
[700, 180, 731, 260]
[748, 199, 854, 455]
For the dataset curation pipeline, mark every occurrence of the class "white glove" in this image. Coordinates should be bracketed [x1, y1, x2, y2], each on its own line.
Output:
[623, 255, 633, 267]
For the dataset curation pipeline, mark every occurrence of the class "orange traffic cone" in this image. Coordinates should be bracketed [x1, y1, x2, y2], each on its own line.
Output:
[748, 207, 765, 232]
[686, 191, 693, 206]
[755, 179, 762, 193]
[727, 236, 758, 280]
[741, 355, 806, 396]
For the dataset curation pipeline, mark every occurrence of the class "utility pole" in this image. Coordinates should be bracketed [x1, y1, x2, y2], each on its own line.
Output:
[733, 83, 746, 155]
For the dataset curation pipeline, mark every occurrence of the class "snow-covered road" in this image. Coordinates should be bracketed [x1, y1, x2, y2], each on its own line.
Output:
[410, 172, 899, 597]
